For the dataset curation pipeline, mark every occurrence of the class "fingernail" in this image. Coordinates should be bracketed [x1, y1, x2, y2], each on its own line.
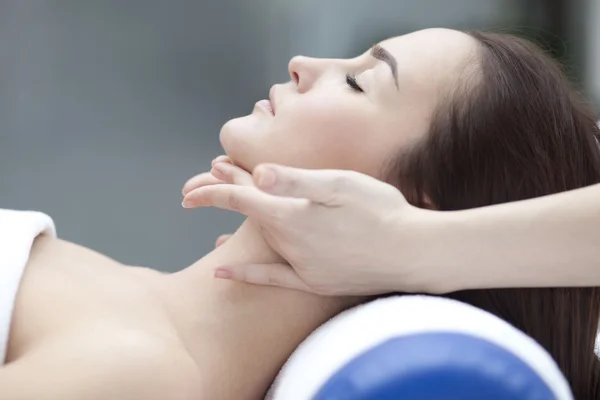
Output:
[257, 166, 276, 189]
[212, 156, 231, 166]
[214, 162, 232, 174]
[182, 194, 197, 208]
[214, 268, 233, 279]
[213, 162, 234, 180]
[211, 166, 226, 180]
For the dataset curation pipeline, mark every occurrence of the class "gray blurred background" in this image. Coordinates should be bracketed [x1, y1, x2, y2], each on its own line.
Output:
[0, 0, 596, 271]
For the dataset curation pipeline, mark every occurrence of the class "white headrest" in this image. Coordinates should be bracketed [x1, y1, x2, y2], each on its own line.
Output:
[268, 295, 572, 400]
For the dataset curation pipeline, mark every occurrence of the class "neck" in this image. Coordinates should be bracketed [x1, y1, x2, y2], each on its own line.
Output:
[188, 218, 283, 275]
[163, 218, 288, 347]
[158, 219, 356, 398]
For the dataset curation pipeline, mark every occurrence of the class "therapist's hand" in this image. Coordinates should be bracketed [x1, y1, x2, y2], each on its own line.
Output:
[182, 158, 444, 295]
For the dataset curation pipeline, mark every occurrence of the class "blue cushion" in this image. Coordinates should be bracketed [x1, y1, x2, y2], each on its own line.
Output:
[314, 332, 555, 400]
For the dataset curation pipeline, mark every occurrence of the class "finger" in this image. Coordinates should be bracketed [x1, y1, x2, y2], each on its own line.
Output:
[182, 184, 301, 217]
[215, 234, 232, 248]
[253, 164, 382, 206]
[213, 264, 312, 292]
[182, 172, 224, 196]
[211, 162, 254, 186]
[211, 155, 233, 166]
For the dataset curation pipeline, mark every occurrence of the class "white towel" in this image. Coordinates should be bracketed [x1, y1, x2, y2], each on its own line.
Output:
[0, 209, 55, 364]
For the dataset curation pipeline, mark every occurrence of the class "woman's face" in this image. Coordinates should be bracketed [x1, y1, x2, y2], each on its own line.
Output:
[220, 28, 477, 178]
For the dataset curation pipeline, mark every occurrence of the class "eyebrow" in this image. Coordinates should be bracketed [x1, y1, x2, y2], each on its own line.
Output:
[370, 44, 398, 90]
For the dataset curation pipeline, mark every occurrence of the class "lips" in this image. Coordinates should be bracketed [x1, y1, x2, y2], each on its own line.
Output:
[255, 85, 277, 116]
[256, 99, 274, 115]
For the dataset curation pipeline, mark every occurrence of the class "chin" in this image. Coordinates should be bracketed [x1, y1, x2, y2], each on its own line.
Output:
[219, 111, 295, 172]
[219, 118, 261, 173]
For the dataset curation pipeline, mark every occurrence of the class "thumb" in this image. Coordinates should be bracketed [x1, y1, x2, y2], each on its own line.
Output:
[253, 164, 378, 206]
[213, 263, 312, 292]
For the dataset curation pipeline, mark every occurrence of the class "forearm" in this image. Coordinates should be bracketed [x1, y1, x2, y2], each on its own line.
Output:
[424, 183, 600, 292]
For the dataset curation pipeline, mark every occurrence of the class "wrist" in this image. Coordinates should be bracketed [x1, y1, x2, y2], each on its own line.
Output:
[391, 207, 466, 294]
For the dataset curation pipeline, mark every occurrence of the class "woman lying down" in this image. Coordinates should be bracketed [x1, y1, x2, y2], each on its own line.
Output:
[1, 28, 599, 400]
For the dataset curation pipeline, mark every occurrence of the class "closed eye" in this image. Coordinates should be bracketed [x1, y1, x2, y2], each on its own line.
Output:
[346, 74, 364, 93]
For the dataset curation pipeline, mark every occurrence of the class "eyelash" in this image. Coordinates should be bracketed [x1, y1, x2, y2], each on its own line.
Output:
[345, 74, 364, 93]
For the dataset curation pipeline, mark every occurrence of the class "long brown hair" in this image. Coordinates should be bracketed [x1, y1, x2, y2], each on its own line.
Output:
[385, 31, 600, 399]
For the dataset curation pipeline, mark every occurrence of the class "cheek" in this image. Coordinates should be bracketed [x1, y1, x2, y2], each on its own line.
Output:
[273, 100, 386, 174]
[219, 94, 404, 177]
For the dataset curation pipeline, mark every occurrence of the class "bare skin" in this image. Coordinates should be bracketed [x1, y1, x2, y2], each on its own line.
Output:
[2, 221, 355, 399]
[0, 28, 478, 399]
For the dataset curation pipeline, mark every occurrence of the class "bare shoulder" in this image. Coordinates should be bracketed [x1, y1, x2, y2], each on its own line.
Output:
[1, 327, 202, 400]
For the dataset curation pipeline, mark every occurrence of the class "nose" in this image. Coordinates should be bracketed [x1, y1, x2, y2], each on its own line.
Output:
[288, 56, 326, 93]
